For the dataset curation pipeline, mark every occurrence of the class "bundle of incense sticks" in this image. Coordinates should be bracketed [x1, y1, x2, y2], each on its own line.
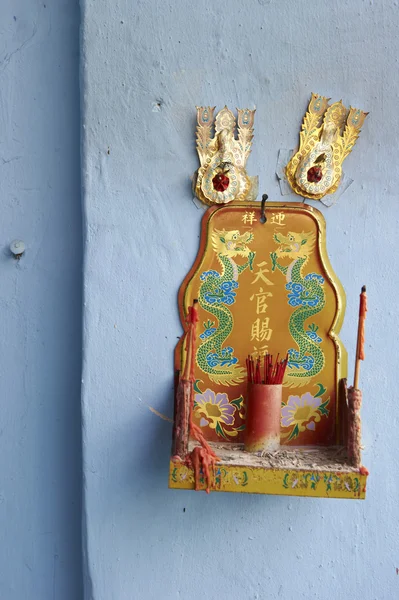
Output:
[246, 354, 288, 385]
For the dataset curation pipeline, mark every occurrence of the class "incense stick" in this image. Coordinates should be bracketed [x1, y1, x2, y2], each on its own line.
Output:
[246, 353, 288, 385]
[353, 285, 367, 389]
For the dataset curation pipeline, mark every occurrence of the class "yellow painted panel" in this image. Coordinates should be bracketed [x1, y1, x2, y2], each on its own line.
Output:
[168, 460, 367, 499]
[176, 202, 347, 447]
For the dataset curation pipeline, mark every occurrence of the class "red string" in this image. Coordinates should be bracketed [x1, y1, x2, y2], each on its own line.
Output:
[190, 406, 220, 494]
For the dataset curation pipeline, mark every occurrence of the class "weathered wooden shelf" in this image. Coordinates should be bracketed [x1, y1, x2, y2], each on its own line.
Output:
[169, 443, 367, 498]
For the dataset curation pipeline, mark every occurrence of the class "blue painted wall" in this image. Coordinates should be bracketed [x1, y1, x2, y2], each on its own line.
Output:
[80, 1, 399, 599]
[0, 1, 83, 598]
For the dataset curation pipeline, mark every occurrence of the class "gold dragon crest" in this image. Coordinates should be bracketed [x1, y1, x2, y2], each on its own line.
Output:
[193, 106, 257, 206]
[286, 93, 368, 200]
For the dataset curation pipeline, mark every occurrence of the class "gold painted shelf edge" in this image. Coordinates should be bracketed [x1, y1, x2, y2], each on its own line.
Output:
[169, 459, 367, 499]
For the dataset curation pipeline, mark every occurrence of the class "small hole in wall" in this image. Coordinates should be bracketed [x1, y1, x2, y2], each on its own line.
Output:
[152, 99, 163, 113]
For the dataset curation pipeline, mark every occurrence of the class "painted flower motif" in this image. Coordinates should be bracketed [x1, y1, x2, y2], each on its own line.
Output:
[281, 392, 323, 432]
[195, 389, 235, 429]
[333, 475, 358, 493]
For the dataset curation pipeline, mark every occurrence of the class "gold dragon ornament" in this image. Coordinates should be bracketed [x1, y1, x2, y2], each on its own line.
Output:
[286, 94, 368, 200]
[193, 106, 257, 206]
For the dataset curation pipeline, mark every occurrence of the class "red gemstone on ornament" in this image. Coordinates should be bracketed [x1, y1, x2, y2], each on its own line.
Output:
[212, 173, 230, 192]
[307, 166, 323, 183]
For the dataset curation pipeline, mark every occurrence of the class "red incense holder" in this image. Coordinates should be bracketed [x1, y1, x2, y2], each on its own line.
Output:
[245, 383, 282, 453]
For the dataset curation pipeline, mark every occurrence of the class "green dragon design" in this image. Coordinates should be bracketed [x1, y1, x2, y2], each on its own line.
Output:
[196, 229, 255, 386]
[270, 230, 325, 387]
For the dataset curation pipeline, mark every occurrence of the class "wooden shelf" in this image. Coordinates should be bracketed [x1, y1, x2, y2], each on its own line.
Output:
[169, 443, 368, 498]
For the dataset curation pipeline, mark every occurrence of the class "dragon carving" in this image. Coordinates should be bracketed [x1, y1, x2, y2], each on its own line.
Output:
[271, 230, 326, 387]
[196, 229, 255, 386]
